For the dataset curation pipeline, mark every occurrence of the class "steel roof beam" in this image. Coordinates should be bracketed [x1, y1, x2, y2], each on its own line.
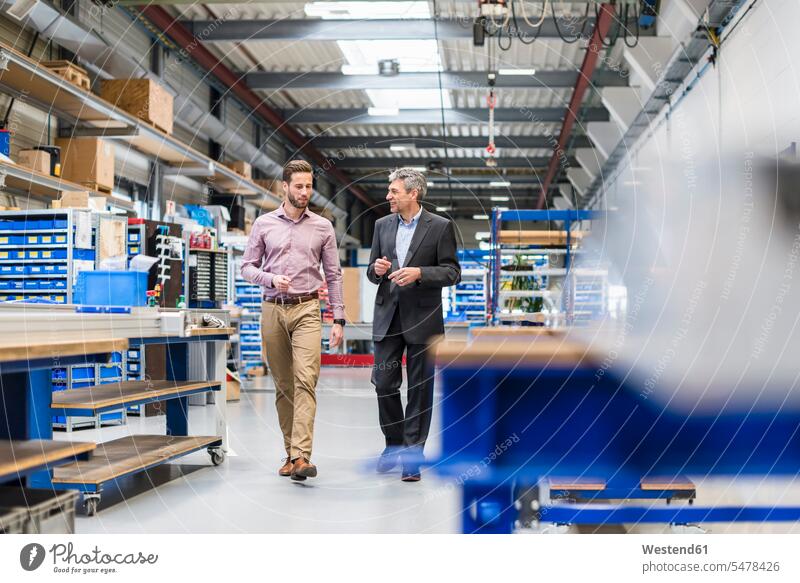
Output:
[332, 157, 575, 170]
[246, 70, 628, 90]
[184, 17, 651, 42]
[310, 135, 593, 150]
[283, 107, 608, 124]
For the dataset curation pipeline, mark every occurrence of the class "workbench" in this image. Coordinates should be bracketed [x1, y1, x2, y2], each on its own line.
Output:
[433, 330, 800, 533]
[0, 307, 232, 516]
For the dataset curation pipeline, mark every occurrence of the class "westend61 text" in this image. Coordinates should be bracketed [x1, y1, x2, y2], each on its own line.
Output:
[642, 544, 708, 555]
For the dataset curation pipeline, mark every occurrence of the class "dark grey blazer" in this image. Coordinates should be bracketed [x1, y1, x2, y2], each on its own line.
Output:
[367, 208, 461, 344]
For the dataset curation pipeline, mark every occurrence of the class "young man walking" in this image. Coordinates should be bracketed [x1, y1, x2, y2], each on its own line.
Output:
[241, 159, 345, 481]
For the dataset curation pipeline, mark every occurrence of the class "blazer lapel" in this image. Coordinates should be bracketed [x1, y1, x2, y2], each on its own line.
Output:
[402, 209, 432, 267]
[385, 216, 400, 271]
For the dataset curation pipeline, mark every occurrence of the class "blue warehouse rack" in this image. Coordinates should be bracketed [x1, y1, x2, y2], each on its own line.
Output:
[0, 209, 130, 431]
[445, 249, 489, 323]
[232, 254, 263, 374]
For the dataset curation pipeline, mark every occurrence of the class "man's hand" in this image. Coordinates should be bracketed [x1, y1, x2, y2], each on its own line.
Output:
[272, 275, 291, 293]
[374, 256, 392, 277]
[329, 323, 344, 349]
[388, 267, 422, 287]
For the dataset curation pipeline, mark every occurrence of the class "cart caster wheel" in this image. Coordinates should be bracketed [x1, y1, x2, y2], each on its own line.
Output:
[84, 498, 99, 516]
[209, 448, 225, 466]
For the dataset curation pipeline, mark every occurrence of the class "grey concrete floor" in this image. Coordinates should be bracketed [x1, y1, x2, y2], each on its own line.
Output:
[56, 367, 800, 534]
[67, 367, 462, 534]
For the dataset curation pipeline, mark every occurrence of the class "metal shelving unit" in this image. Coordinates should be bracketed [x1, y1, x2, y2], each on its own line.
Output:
[0, 41, 281, 203]
[489, 209, 604, 325]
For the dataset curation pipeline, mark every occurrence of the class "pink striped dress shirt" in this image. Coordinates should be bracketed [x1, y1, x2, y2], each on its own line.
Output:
[241, 204, 345, 320]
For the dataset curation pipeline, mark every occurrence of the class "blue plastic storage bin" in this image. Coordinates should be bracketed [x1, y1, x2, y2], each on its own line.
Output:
[74, 271, 148, 307]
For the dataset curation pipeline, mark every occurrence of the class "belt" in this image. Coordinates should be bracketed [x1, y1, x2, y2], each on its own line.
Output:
[263, 291, 319, 305]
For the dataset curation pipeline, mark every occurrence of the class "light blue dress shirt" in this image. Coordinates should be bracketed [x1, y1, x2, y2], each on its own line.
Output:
[395, 207, 423, 267]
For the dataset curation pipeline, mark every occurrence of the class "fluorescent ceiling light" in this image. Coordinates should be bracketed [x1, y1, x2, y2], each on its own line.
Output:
[473, 214, 489, 220]
[368, 107, 399, 116]
[475, 232, 491, 240]
[390, 143, 416, 151]
[341, 64, 377, 75]
[435, 206, 451, 212]
[426, 181, 435, 187]
[490, 195, 510, 201]
[335, 9, 453, 112]
[496, 206, 510, 211]
[489, 181, 511, 188]
[305, 1, 431, 20]
[498, 68, 536, 76]
[408, 166, 427, 172]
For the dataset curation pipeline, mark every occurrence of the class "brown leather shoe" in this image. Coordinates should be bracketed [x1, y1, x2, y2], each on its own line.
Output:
[278, 458, 293, 477]
[290, 458, 317, 481]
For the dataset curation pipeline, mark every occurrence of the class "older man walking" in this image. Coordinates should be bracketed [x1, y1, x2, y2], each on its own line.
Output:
[367, 167, 461, 481]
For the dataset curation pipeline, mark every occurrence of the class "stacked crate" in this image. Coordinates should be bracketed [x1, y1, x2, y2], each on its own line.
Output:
[0, 211, 81, 304]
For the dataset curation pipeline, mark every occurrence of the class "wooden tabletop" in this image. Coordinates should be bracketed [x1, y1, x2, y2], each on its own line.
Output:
[435, 337, 595, 367]
[52, 435, 220, 485]
[51, 380, 220, 411]
[0, 336, 129, 364]
[0, 440, 96, 480]
[471, 327, 565, 338]
[185, 327, 235, 337]
[498, 230, 586, 246]
[640, 476, 696, 491]
[548, 477, 607, 491]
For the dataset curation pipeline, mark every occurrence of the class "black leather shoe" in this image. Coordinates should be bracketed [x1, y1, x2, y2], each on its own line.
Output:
[376, 447, 400, 473]
[401, 466, 421, 482]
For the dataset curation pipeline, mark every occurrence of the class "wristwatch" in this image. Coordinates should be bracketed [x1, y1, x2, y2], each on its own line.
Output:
[333, 319, 346, 327]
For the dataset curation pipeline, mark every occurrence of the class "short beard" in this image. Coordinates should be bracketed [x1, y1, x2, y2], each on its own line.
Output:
[287, 192, 308, 210]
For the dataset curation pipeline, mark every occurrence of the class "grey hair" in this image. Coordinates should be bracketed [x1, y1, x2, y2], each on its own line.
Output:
[388, 167, 427, 200]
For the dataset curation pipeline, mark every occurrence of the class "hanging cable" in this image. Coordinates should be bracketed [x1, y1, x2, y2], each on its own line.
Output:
[623, 2, 641, 48]
[551, 1, 584, 44]
[518, 0, 548, 28]
[597, 2, 621, 47]
[509, 0, 543, 45]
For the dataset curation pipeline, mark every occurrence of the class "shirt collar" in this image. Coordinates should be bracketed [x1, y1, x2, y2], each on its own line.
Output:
[398, 206, 423, 227]
[276, 201, 308, 222]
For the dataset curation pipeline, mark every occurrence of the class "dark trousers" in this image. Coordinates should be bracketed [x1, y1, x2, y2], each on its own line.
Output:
[371, 309, 436, 451]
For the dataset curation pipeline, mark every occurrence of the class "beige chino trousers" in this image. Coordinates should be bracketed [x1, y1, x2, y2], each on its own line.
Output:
[261, 299, 322, 461]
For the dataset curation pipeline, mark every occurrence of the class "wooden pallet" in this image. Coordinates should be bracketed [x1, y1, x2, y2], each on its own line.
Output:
[41, 60, 91, 91]
[79, 182, 112, 195]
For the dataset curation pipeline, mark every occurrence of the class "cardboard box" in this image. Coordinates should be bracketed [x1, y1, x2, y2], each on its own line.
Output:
[56, 191, 106, 212]
[254, 178, 283, 196]
[342, 267, 361, 324]
[226, 367, 241, 402]
[18, 149, 51, 174]
[55, 137, 114, 192]
[246, 365, 266, 378]
[100, 78, 174, 134]
[225, 160, 252, 179]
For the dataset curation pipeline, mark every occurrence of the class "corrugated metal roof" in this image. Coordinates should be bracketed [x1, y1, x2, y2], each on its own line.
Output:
[166, 2, 623, 180]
